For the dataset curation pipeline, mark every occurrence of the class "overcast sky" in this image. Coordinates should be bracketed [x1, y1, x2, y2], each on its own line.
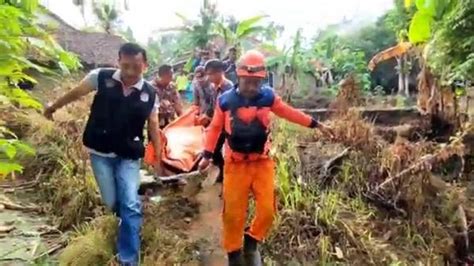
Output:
[41, 0, 394, 45]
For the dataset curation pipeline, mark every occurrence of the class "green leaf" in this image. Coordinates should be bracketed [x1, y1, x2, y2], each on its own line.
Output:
[3, 144, 17, 159]
[408, 12, 433, 43]
[405, 0, 415, 8]
[235, 15, 267, 37]
[238, 26, 267, 40]
[21, 0, 38, 13]
[0, 161, 23, 176]
[13, 141, 35, 155]
[415, 0, 436, 16]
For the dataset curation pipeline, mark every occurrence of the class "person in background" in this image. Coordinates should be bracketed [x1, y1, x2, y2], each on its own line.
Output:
[199, 50, 334, 266]
[44, 43, 162, 266]
[190, 48, 201, 73]
[206, 59, 234, 102]
[199, 49, 212, 67]
[184, 72, 194, 102]
[151, 64, 183, 128]
[223, 47, 238, 85]
[175, 68, 189, 99]
[192, 66, 213, 125]
[204, 59, 234, 183]
[214, 50, 221, 60]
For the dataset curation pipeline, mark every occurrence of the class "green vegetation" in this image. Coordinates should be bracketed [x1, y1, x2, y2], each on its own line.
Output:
[0, 0, 79, 178]
[0, 0, 472, 265]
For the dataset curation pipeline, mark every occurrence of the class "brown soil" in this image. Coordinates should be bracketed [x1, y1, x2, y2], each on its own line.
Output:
[186, 185, 226, 266]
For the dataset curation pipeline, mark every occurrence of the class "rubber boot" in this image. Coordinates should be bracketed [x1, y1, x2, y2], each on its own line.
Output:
[243, 234, 262, 266]
[228, 249, 245, 266]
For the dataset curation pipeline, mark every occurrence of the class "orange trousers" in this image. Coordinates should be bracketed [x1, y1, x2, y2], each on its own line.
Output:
[222, 158, 275, 252]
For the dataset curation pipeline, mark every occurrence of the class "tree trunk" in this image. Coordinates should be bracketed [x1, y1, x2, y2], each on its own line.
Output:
[397, 57, 405, 95]
[403, 54, 410, 96]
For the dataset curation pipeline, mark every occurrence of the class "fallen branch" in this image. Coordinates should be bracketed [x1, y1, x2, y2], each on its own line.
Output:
[0, 198, 41, 212]
[0, 170, 43, 189]
[376, 154, 437, 190]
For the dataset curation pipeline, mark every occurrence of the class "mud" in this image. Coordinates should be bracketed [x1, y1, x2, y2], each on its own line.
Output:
[140, 166, 226, 265]
[187, 185, 226, 266]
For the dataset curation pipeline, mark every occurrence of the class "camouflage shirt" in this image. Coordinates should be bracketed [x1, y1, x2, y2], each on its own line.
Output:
[193, 78, 234, 118]
[151, 80, 182, 125]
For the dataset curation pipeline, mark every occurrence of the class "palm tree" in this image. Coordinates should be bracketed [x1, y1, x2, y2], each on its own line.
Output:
[72, 0, 126, 33]
[154, 0, 218, 49]
[215, 15, 268, 51]
[92, 1, 119, 34]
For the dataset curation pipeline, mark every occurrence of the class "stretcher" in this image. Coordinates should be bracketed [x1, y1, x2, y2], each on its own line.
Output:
[144, 106, 213, 182]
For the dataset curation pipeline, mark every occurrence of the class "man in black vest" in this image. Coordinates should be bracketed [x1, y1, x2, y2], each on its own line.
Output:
[44, 43, 161, 266]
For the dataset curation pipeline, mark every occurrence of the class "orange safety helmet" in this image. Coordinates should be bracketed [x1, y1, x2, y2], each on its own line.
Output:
[236, 50, 267, 78]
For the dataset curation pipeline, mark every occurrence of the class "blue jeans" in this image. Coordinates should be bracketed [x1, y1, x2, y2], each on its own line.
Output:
[89, 153, 142, 265]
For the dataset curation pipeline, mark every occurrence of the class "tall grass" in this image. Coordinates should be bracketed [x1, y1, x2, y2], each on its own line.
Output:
[264, 115, 468, 265]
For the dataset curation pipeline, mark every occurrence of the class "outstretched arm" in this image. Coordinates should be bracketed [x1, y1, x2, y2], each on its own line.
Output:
[44, 70, 97, 118]
[270, 95, 318, 128]
[46, 78, 94, 112]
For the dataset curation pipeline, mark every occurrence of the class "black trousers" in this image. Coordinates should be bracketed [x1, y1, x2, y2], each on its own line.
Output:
[213, 133, 225, 183]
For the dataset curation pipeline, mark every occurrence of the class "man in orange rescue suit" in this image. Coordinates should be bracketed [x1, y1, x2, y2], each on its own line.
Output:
[198, 50, 333, 266]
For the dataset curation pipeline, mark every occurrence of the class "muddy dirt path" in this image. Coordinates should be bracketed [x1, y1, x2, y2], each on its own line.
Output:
[187, 184, 226, 266]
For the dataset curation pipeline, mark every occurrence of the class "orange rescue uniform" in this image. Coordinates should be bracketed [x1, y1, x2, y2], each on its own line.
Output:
[203, 86, 317, 252]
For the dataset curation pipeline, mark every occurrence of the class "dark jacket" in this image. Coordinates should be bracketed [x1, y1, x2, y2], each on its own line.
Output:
[83, 69, 156, 159]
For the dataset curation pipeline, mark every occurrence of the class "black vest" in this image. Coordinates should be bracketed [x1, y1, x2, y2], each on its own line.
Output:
[83, 69, 155, 159]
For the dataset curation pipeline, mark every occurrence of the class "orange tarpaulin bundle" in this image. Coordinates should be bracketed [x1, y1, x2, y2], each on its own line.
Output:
[144, 106, 205, 172]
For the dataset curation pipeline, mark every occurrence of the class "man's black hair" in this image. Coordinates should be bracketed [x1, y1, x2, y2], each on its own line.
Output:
[118, 42, 147, 62]
[158, 64, 173, 76]
[204, 59, 225, 72]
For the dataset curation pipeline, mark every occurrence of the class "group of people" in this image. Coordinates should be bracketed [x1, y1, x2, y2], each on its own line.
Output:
[44, 42, 333, 266]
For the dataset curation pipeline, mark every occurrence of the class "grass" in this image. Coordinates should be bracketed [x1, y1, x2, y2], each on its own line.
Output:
[7, 102, 101, 229]
[0, 81, 206, 264]
[58, 215, 118, 266]
[263, 103, 471, 265]
[2, 77, 472, 265]
[59, 196, 201, 265]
